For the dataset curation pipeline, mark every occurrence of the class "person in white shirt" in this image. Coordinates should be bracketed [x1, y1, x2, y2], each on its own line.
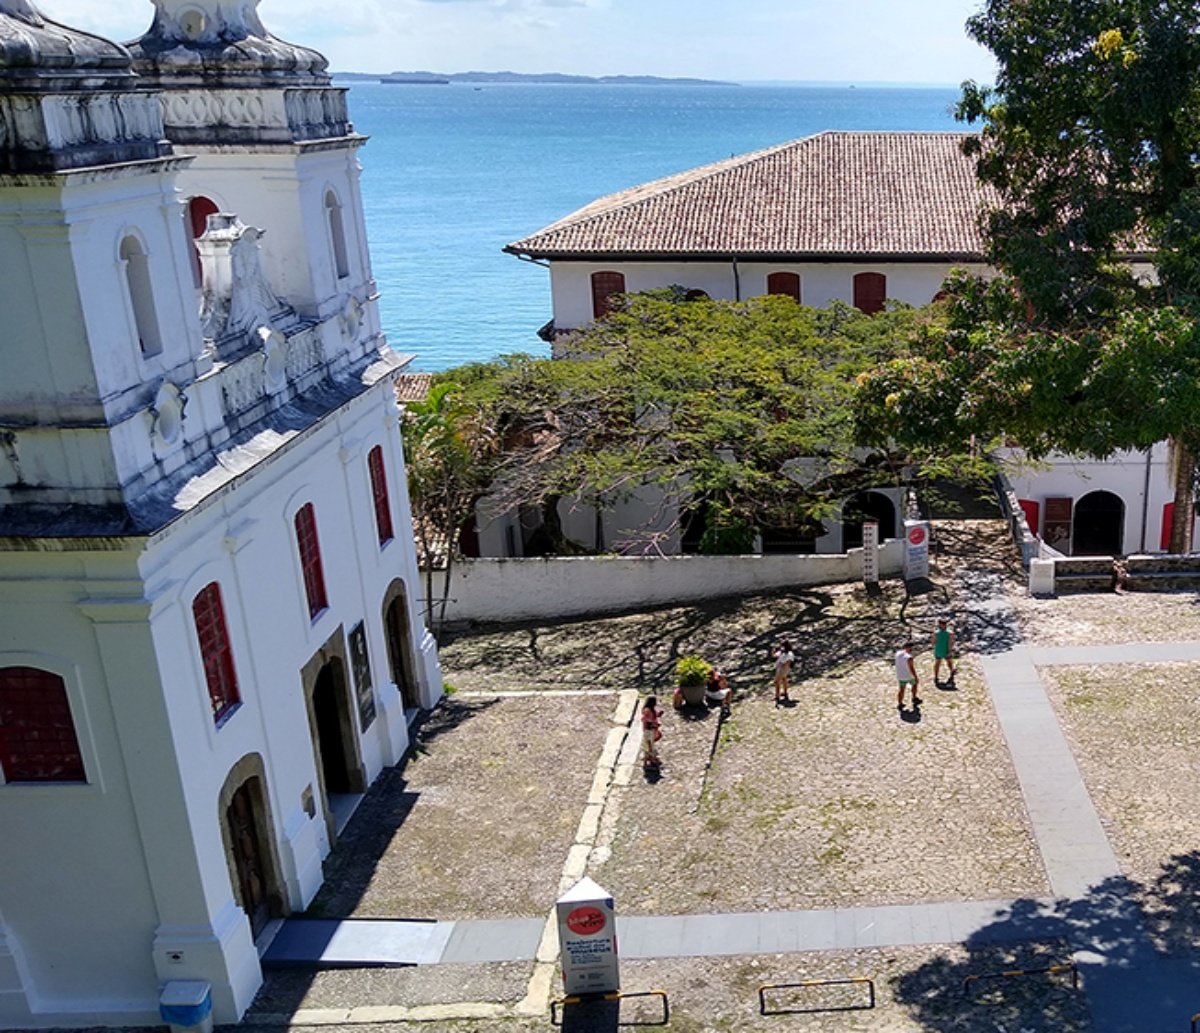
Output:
[773, 641, 795, 705]
[895, 640, 920, 710]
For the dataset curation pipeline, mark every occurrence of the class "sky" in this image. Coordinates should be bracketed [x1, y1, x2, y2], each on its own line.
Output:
[37, 0, 997, 85]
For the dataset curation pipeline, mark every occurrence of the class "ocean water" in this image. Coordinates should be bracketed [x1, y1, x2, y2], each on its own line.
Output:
[344, 82, 964, 370]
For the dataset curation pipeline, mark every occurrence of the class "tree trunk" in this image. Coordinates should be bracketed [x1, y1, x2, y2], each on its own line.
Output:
[1169, 442, 1195, 554]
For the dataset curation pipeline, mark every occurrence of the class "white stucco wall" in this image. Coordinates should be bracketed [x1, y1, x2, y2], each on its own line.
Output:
[431, 538, 904, 623]
[547, 260, 987, 332]
[999, 443, 1196, 555]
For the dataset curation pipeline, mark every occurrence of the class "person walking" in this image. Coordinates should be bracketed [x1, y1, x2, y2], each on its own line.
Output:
[773, 641, 795, 704]
[895, 640, 920, 710]
[641, 695, 663, 768]
[932, 618, 956, 685]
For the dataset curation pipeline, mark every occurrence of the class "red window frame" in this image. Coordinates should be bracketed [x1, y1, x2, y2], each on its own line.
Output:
[0, 667, 86, 782]
[294, 503, 329, 618]
[591, 271, 626, 318]
[766, 272, 801, 301]
[853, 272, 887, 315]
[367, 446, 395, 546]
[192, 583, 241, 723]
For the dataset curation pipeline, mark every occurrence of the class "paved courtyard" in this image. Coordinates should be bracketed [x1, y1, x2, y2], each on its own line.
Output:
[240, 520, 1200, 1032]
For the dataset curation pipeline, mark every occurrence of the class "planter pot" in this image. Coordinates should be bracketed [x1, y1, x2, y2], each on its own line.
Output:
[679, 681, 706, 707]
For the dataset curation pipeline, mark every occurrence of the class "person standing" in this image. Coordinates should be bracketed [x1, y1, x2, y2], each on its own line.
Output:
[773, 641, 795, 704]
[932, 618, 956, 685]
[895, 640, 920, 710]
[641, 696, 663, 768]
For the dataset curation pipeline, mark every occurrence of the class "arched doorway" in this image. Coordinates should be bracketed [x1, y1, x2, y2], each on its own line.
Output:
[383, 581, 420, 713]
[218, 757, 286, 940]
[312, 660, 356, 793]
[841, 491, 897, 551]
[1073, 491, 1124, 555]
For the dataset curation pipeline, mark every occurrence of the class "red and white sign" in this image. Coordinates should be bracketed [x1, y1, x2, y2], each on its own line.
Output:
[556, 877, 620, 995]
[904, 520, 930, 579]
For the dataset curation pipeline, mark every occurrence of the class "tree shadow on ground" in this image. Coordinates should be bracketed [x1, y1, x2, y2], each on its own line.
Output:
[891, 853, 1200, 1031]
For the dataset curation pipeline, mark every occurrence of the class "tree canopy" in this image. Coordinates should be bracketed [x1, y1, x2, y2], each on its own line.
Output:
[411, 291, 936, 558]
[858, 0, 1200, 552]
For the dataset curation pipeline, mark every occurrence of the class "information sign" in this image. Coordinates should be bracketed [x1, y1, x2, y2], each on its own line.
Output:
[861, 521, 879, 585]
[903, 520, 930, 580]
[557, 877, 619, 995]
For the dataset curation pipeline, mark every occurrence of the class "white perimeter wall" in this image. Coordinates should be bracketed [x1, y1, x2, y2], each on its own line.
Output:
[429, 539, 904, 623]
[549, 260, 987, 331]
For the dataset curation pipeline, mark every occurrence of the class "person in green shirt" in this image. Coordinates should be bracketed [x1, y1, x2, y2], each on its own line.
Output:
[932, 618, 956, 686]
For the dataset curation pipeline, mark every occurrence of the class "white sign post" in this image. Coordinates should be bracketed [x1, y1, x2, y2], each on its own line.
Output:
[556, 877, 619, 996]
[861, 521, 879, 587]
[903, 520, 930, 581]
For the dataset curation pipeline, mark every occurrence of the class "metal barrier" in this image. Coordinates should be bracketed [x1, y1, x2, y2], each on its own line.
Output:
[963, 963, 1079, 996]
[758, 977, 875, 1015]
[550, 989, 669, 1027]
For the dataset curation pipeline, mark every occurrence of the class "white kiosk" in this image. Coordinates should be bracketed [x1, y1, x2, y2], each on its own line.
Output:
[556, 877, 620, 996]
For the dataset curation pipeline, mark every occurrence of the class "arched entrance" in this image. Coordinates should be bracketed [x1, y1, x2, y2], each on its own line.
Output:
[313, 661, 355, 793]
[218, 756, 286, 940]
[1073, 491, 1125, 555]
[841, 491, 897, 551]
[383, 581, 421, 713]
[301, 633, 366, 842]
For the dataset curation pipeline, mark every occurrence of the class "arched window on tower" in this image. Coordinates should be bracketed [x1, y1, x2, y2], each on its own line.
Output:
[186, 195, 219, 288]
[591, 271, 625, 318]
[325, 190, 350, 281]
[766, 272, 801, 302]
[120, 235, 163, 357]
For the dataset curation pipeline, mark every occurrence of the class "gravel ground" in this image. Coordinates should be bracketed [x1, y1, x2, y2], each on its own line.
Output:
[310, 693, 616, 920]
[1041, 661, 1200, 953]
[1012, 589, 1200, 646]
[595, 650, 1046, 913]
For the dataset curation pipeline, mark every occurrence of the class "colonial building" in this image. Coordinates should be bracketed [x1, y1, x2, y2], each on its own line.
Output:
[0, 0, 440, 1025]
[505, 131, 992, 342]
[506, 130, 1189, 558]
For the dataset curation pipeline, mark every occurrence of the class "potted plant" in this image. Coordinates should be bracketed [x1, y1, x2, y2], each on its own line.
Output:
[675, 655, 712, 707]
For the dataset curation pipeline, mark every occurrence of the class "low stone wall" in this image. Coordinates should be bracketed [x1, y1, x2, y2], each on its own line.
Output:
[1031, 552, 1200, 596]
[425, 540, 905, 623]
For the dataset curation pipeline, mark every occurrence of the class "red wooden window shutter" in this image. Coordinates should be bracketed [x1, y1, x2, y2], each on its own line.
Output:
[368, 446, 394, 545]
[0, 667, 86, 782]
[853, 272, 887, 315]
[192, 583, 241, 723]
[294, 503, 329, 618]
[766, 272, 801, 301]
[591, 271, 626, 318]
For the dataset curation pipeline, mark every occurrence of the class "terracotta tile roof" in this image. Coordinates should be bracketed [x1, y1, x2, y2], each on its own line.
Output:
[505, 131, 996, 260]
[394, 373, 434, 404]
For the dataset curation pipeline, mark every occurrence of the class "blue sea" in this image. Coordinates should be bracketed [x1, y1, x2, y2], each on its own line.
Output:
[342, 82, 964, 370]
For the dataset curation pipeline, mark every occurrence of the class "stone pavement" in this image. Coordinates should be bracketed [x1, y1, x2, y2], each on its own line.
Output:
[266, 597, 1200, 1030]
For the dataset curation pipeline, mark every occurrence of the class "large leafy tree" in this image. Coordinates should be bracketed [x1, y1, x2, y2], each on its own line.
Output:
[429, 292, 935, 557]
[858, 0, 1200, 552]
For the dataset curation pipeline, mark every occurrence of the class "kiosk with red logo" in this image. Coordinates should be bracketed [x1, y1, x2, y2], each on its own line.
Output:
[904, 520, 930, 580]
[557, 877, 619, 995]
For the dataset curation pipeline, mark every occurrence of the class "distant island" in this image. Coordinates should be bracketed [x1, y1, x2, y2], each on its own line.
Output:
[333, 70, 737, 87]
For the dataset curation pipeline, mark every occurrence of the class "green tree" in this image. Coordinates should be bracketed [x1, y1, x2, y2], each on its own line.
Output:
[443, 292, 935, 554]
[401, 381, 495, 636]
[860, 0, 1200, 552]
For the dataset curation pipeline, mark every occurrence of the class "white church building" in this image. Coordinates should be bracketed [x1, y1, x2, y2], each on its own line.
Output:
[0, 0, 440, 1025]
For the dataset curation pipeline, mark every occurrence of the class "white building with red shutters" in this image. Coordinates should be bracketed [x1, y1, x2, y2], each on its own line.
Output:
[0, 0, 440, 1025]
[506, 132, 1189, 558]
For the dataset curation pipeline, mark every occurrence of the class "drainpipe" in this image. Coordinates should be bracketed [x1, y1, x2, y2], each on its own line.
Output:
[731, 255, 741, 301]
[1139, 445, 1153, 553]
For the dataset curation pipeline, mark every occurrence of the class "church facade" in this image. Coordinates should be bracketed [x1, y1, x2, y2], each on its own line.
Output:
[0, 0, 440, 1025]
